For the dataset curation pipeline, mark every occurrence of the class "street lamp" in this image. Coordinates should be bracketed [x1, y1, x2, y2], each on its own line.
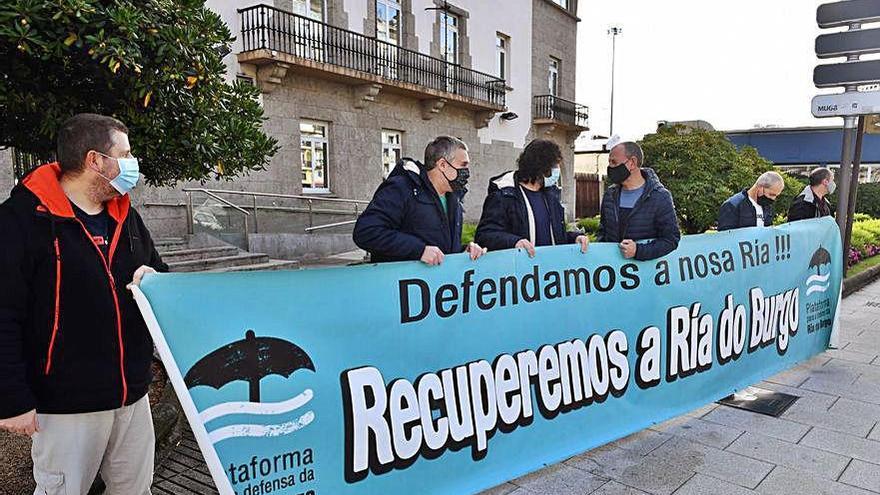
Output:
[607, 26, 623, 137]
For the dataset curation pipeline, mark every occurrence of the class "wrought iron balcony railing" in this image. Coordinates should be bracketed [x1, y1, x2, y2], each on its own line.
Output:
[239, 4, 506, 108]
[533, 95, 589, 129]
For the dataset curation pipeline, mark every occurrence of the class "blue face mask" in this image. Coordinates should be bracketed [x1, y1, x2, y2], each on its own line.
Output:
[544, 167, 561, 188]
[97, 152, 140, 194]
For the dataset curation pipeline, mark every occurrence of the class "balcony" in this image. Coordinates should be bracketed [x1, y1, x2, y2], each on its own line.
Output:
[533, 95, 589, 131]
[237, 5, 506, 121]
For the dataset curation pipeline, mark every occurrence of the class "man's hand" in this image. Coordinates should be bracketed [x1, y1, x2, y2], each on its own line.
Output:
[575, 235, 590, 253]
[420, 246, 445, 266]
[515, 239, 536, 258]
[619, 239, 637, 259]
[466, 242, 488, 261]
[128, 265, 157, 289]
[0, 409, 38, 437]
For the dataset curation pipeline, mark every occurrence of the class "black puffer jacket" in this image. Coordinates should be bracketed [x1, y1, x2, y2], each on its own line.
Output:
[353, 158, 464, 263]
[718, 189, 774, 230]
[0, 164, 167, 418]
[597, 168, 681, 261]
[474, 170, 579, 250]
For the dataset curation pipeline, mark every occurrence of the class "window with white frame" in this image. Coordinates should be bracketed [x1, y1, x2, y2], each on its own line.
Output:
[496, 33, 509, 81]
[441, 11, 459, 64]
[300, 120, 329, 193]
[292, 0, 325, 21]
[376, 0, 401, 45]
[549, 57, 560, 96]
[381, 130, 402, 179]
[551, 0, 569, 10]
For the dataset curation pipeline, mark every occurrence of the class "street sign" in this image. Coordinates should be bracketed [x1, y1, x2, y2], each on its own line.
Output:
[816, 28, 880, 58]
[817, 0, 880, 28]
[812, 91, 880, 118]
[814, 59, 880, 88]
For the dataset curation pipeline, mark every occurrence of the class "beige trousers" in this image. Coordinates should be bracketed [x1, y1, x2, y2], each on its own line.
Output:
[31, 394, 154, 495]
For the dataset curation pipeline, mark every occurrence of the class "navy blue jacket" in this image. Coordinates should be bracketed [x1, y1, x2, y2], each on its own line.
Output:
[597, 168, 681, 261]
[718, 189, 773, 231]
[474, 171, 579, 250]
[353, 159, 464, 263]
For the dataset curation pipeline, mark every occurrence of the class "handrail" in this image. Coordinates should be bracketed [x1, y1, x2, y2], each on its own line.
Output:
[237, 4, 506, 108]
[182, 188, 369, 205]
[200, 191, 251, 216]
[183, 188, 366, 235]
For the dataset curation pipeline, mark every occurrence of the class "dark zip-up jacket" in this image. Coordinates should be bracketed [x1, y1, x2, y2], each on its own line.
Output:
[718, 189, 773, 231]
[0, 163, 167, 418]
[597, 168, 681, 261]
[474, 170, 579, 250]
[353, 158, 464, 263]
[787, 185, 832, 222]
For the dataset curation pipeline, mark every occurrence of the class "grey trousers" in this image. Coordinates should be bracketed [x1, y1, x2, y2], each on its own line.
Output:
[31, 394, 154, 495]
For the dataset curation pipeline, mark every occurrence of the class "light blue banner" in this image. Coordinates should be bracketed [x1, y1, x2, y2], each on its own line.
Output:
[134, 217, 842, 495]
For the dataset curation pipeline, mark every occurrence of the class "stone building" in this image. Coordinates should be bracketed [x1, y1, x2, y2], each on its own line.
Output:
[4, 0, 589, 240]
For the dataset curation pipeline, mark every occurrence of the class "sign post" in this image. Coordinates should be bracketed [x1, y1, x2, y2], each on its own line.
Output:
[813, 0, 880, 270]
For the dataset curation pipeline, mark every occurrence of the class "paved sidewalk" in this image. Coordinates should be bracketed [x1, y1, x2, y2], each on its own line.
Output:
[481, 282, 880, 495]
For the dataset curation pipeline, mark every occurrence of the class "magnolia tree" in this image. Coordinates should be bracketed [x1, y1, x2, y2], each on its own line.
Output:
[0, 0, 278, 184]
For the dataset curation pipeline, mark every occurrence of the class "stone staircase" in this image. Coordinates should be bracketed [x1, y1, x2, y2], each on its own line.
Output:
[154, 236, 299, 273]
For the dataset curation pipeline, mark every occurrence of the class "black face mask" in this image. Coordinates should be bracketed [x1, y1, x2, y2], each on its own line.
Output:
[443, 163, 470, 192]
[608, 162, 631, 185]
[757, 195, 775, 207]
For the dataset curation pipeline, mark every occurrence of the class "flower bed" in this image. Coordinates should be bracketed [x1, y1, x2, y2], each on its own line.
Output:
[848, 217, 880, 268]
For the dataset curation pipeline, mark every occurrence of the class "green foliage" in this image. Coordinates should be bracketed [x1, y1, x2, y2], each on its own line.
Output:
[854, 213, 873, 222]
[461, 223, 477, 245]
[638, 125, 803, 234]
[855, 182, 880, 218]
[850, 218, 880, 255]
[576, 215, 600, 235]
[0, 0, 278, 185]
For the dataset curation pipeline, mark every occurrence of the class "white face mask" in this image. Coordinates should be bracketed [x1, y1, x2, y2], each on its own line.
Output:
[544, 167, 561, 188]
[826, 180, 836, 195]
[96, 152, 140, 194]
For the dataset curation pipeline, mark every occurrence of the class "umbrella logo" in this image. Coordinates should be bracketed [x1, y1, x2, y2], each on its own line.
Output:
[806, 246, 832, 295]
[184, 330, 317, 444]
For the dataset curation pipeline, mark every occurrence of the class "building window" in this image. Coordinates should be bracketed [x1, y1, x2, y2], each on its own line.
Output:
[549, 57, 560, 96]
[376, 0, 401, 45]
[381, 130, 402, 179]
[292, 0, 325, 21]
[441, 11, 459, 64]
[551, 0, 569, 9]
[300, 120, 329, 193]
[496, 33, 509, 81]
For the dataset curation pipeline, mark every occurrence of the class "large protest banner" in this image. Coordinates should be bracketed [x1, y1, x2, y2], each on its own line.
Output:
[134, 217, 842, 495]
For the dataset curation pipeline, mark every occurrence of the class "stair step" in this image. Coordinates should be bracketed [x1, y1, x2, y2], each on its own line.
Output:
[167, 253, 269, 273]
[159, 246, 239, 262]
[154, 238, 186, 249]
[211, 260, 301, 273]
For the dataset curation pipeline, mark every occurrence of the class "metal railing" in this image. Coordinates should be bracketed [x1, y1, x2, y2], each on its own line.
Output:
[238, 4, 506, 108]
[182, 188, 369, 235]
[533, 95, 589, 128]
[12, 148, 55, 182]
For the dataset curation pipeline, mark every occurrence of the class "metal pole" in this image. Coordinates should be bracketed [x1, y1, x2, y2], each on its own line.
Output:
[252, 194, 259, 233]
[836, 115, 857, 272]
[308, 199, 314, 228]
[844, 115, 867, 264]
[185, 192, 194, 235]
[608, 27, 620, 137]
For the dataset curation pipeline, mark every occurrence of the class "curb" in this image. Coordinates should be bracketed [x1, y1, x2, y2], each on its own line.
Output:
[843, 261, 880, 297]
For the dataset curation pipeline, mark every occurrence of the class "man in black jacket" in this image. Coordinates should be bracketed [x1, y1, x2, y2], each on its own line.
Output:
[598, 142, 681, 260]
[788, 167, 834, 222]
[718, 171, 785, 231]
[354, 136, 486, 264]
[0, 114, 167, 494]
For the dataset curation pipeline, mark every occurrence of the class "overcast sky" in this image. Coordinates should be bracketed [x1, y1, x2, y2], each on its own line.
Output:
[575, 0, 832, 143]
